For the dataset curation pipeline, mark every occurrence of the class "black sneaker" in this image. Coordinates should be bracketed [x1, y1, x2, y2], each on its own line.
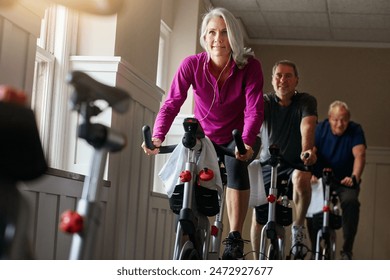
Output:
[222, 231, 245, 260]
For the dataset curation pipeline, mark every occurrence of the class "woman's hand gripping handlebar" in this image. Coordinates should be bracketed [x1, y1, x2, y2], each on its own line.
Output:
[141, 126, 176, 155]
[232, 129, 253, 161]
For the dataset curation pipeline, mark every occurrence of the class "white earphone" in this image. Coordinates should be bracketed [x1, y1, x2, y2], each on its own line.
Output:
[199, 55, 231, 121]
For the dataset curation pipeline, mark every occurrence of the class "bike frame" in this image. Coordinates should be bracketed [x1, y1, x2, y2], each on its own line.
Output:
[68, 128, 126, 260]
[172, 141, 211, 260]
[314, 169, 339, 260]
[257, 145, 310, 260]
[258, 146, 288, 260]
[209, 182, 226, 259]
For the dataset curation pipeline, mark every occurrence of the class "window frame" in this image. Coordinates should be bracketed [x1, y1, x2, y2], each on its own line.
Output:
[152, 20, 172, 194]
[32, 4, 79, 171]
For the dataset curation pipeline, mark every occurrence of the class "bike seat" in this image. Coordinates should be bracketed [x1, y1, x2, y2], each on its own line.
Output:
[68, 71, 129, 114]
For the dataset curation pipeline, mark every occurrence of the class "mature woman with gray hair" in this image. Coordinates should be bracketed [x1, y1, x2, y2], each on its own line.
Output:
[142, 7, 264, 259]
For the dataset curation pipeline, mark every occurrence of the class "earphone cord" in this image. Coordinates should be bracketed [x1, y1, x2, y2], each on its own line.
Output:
[199, 55, 231, 122]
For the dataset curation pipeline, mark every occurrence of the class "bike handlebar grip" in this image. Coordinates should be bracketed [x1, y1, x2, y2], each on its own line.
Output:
[232, 129, 246, 155]
[142, 125, 155, 150]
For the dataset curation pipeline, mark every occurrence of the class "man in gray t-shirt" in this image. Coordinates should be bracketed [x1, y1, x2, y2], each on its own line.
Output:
[251, 60, 318, 259]
[260, 91, 317, 182]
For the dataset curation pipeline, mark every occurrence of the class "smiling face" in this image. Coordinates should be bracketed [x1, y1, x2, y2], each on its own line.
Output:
[328, 105, 350, 136]
[272, 64, 299, 100]
[204, 16, 232, 60]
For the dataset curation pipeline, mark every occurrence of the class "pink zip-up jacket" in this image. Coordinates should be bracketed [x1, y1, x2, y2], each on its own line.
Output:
[153, 52, 264, 147]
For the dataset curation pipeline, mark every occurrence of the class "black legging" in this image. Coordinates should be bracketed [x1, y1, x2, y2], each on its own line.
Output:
[218, 136, 261, 190]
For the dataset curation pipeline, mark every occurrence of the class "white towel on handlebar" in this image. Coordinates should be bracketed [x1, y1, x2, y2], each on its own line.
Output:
[158, 137, 223, 198]
[248, 125, 269, 208]
[248, 159, 268, 207]
[306, 178, 324, 217]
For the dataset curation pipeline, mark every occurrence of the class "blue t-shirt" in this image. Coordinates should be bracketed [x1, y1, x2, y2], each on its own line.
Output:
[314, 119, 366, 181]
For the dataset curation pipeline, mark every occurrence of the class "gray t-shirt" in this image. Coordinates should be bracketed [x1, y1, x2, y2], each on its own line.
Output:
[260, 91, 317, 183]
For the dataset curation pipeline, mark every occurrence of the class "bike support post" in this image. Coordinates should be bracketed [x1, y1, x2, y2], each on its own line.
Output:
[68, 147, 108, 260]
[67, 119, 126, 260]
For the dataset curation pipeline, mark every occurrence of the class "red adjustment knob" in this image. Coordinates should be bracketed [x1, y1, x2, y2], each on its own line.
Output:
[179, 170, 192, 182]
[59, 210, 84, 234]
[210, 225, 219, 236]
[323, 206, 330, 212]
[199, 168, 214, 181]
[267, 194, 276, 203]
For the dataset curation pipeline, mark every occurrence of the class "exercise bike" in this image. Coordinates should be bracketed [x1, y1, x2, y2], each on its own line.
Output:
[311, 168, 342, 260]
[254, 144, 311, 260]
[143, 117, 246, 260]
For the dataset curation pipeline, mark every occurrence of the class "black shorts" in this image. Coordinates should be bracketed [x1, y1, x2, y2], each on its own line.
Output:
[219, 136, 261, 191]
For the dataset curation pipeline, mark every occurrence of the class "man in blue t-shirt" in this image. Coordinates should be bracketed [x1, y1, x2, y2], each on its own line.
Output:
[309, 100, 366, 260]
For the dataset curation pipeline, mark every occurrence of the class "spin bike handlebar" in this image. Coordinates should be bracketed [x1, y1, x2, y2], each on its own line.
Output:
[142, 121, 247, 158]
[260, 144, 312, 172]
[142, 125, 176, 154]
[232, 129, 247, 155]
[322, 168, 335, 185]
[321, 168, 358, 189]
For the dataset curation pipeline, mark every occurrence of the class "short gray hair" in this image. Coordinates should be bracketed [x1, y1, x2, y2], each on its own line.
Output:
[328, 100, 351, 118]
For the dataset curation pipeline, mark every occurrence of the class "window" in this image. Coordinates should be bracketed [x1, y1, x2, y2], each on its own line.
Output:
[32, 4, 79, 172]
[32, 46, 55, 161]
[156, 20, 171, 93]
[153, 21, 172, 194]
